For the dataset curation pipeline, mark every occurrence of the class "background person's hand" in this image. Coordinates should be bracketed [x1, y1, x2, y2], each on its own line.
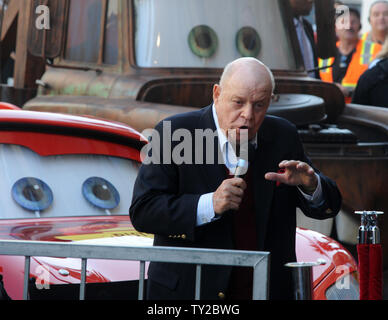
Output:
[213, 178, 247, 215]
[264, 160, 318, 194]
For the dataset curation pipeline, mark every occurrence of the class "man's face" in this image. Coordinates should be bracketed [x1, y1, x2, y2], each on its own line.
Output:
[370, 2, 388, 33]
[289, 0, 313, 17]
[213, 72, 272, 143]
[336, 12, 361, 41]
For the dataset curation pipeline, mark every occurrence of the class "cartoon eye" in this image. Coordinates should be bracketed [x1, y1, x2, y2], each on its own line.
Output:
[82, 177, 120, 210]
[236, 27, 261, 57]
[12, 177, 53, 212]
[188, 25, 218, 58]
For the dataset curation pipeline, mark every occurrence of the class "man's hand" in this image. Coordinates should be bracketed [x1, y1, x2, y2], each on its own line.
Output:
[264, 160, 318, 194]
[213, 178, 247, 215]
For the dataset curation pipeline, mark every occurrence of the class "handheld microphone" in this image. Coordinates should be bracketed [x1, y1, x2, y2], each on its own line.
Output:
[234, 158, 249, 178]
[234, 137, 252, 178]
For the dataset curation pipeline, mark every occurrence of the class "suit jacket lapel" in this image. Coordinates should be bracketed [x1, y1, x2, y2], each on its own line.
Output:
[197, 105, 228, 192]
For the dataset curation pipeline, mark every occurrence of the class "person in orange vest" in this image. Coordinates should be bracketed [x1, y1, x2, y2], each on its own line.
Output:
[358, 1, 387, 71]
[319, 8, 364, 103]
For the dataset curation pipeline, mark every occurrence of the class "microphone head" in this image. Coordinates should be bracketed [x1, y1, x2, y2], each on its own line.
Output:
[234, 159, 249, 177]
[237, 158, 248, 169]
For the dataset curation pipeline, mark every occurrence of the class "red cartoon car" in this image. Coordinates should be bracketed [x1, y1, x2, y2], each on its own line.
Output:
[0, 105, 358, 300]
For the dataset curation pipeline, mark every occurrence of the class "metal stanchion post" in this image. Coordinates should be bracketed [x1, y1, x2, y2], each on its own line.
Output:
[285, 260, 326, 300]
[356, 211, 384, 300]
[356, 211, 383, 245]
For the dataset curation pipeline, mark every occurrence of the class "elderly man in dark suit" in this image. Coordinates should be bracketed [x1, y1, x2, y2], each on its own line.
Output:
[130, 58, 341, 300]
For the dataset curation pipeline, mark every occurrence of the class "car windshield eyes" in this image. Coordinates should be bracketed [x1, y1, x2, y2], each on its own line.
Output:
[11, 177, 120, 217]
[187, 25, 261, 59]
[12, 177, 53, 217]
[82, 177, 120, 214]
[188, 25, 219, 58]
[236, 26, 261, 57]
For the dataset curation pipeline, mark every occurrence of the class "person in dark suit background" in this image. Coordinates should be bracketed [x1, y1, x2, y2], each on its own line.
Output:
[130, 58, 341, 300]
[289, 0, 320, 79]
[352, 34, 388, 107]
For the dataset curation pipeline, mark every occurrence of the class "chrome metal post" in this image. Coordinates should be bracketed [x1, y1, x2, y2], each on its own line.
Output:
[195, 264, 202, 300]
[355, 211, 384, 244]
[138, 261, 146, 300]
[23, 256, 31, 301]
[358, 213, 368, 244]
[285, 260, 326, 300]
[79, 258, 87, 300]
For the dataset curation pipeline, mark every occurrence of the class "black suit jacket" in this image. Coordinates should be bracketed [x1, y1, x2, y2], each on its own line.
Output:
[301, 17, 321, 79]
[352, 58, 388, 108]
[130, 105, 341, 300]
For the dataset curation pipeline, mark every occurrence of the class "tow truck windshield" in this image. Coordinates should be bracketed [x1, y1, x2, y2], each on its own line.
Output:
[133, 0, 297, 70]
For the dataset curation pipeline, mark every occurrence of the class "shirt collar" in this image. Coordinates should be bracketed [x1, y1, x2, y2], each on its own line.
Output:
[294, 17, 302, 25]
[212, 104, 228, 152]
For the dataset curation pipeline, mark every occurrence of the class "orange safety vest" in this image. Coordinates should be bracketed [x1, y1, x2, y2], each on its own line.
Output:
[319, 34, 382, 103]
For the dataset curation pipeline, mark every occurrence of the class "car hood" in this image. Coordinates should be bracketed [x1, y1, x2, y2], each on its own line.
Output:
[295, 227, 357, 289]
[0, 216, 153, 295]
[0, 216, 151, 243]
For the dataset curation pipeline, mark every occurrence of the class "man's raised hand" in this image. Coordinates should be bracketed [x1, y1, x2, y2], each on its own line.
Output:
[264, 160, 318, 194]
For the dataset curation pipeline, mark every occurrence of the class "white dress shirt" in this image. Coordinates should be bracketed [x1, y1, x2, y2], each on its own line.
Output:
[196, 104, 323, 226]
